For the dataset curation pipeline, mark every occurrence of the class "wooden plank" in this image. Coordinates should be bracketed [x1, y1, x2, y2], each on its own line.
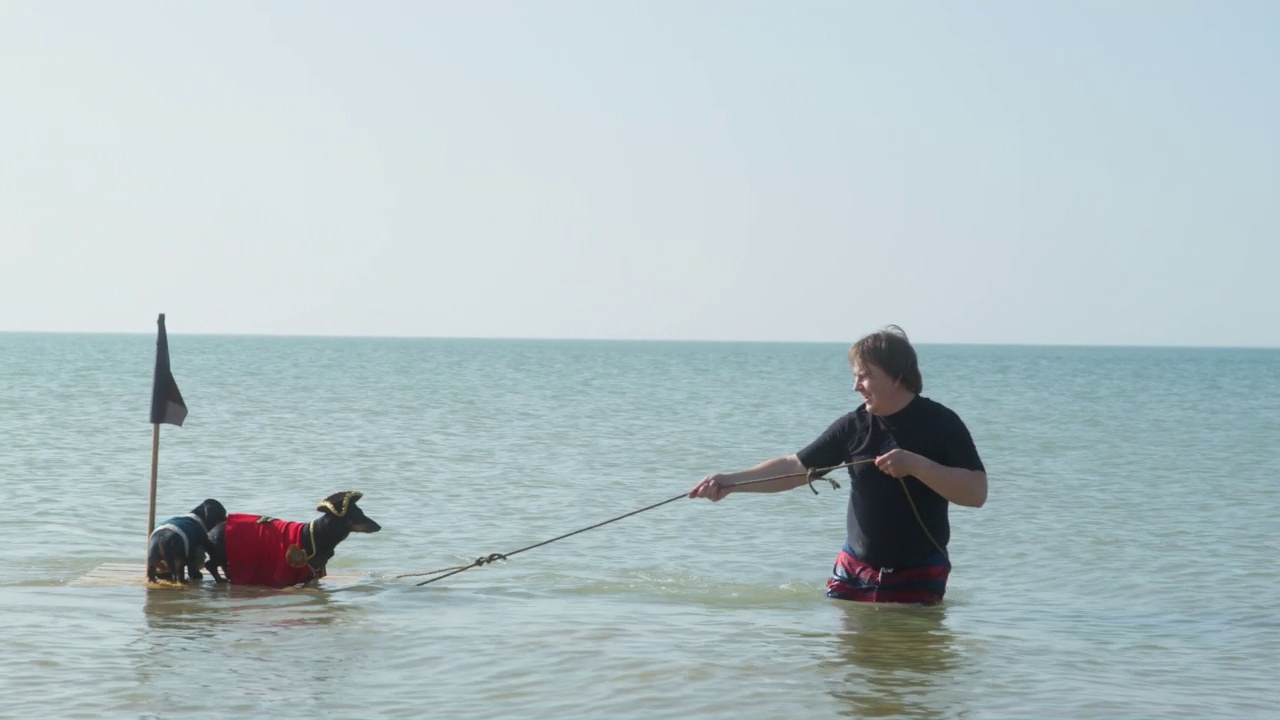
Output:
[71, 563, 370, 589]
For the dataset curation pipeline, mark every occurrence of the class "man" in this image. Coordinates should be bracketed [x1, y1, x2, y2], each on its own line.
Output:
[688, 325, 986, 604]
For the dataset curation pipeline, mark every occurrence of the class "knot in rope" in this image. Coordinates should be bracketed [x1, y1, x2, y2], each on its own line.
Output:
[806, 468, 842, 495]
[473, 553, 507, 567]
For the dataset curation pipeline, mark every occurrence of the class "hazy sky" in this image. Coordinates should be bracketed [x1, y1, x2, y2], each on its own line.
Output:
[2, 2, 1275, 346]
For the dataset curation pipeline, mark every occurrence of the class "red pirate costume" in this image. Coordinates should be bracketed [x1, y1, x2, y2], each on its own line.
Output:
[225, 513, 319, 587]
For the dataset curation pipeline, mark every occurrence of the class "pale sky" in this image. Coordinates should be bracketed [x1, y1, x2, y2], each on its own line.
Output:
[2, 2, 1275, 346]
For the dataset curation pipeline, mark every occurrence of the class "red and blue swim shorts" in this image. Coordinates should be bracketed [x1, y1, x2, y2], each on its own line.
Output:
[826, 546, 950, 605]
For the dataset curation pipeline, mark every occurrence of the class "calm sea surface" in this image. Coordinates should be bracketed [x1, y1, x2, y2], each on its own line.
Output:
[1, 334, 1277, 719]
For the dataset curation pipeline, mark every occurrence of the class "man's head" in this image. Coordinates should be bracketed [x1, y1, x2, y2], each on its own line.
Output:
[848, 325, 921, 415]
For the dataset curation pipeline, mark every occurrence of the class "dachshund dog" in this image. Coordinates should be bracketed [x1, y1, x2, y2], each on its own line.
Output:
[204, 491, 380, 587]
[146, 498, 228, 584]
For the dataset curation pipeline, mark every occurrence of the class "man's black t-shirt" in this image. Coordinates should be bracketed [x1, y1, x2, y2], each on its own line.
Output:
[796, 396, 984, 569]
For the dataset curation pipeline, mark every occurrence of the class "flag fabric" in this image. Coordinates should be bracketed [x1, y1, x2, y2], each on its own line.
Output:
[149, 313, 188, 427]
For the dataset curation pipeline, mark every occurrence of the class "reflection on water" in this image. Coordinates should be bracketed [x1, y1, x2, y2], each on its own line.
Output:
[131, 583, 366, 716]
[824, 602, 962, 719]
[140, 582, 348, 633]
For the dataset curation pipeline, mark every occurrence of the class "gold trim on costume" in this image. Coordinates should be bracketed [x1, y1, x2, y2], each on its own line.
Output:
[285, 522, 320, 569]
[306, 521, 317, 561]
[316, 491, 363, 517]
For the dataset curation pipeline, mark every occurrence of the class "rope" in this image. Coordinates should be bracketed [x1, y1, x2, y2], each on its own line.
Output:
[898, 476, 949, 559]
[397, 458, 876, 586]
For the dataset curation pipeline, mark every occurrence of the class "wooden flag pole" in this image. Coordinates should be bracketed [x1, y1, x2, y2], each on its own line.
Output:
[148, 423, 160, 546]
[147, 312, 187, 554]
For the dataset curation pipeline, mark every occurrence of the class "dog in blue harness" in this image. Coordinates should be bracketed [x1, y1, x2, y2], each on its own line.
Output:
[147, 498, 228, 584]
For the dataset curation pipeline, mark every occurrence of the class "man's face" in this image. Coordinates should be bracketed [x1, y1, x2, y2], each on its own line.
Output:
[852, 360, 897, 415]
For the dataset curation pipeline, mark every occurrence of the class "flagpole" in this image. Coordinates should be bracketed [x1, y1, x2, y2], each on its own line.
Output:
[148, 423, 160, 545]
[148, 312, 187, 555]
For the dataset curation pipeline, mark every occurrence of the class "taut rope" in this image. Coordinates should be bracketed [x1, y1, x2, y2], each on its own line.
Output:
[397, 459, 876, 587]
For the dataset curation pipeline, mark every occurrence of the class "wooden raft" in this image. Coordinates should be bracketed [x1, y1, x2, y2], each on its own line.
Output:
[72, 563, 371, 589]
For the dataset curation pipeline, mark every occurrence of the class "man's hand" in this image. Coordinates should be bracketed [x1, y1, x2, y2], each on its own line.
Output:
[688, 474, 733, 501]
[875, 449, 925, 479]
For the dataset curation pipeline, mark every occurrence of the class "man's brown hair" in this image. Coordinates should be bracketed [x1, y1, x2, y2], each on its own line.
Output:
[847, 325, 923, 394]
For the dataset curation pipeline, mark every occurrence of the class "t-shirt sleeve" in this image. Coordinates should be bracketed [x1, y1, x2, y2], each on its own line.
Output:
[939, 409, 985, 472]
[796, 413, 856, 470]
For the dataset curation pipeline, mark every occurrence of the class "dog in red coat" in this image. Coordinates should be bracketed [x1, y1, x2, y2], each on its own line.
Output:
[204, 491, 381, 587]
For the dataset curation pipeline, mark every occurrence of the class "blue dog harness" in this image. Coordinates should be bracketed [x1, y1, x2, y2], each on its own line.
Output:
[151, 513, 209, 556]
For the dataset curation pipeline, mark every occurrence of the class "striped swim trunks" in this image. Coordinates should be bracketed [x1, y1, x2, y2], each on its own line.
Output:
[826, 546, 950, 605]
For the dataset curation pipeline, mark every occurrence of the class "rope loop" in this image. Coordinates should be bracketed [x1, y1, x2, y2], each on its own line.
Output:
[805, 468, 842, 495]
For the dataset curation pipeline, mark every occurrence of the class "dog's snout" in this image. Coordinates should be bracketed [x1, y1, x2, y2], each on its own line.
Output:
[352, 519, 382, 533]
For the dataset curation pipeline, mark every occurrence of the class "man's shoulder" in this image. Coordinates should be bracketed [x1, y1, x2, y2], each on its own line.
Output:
[844, 406, 870, 426]
[810, 410, 863, 441]
[912, 396, 966, 424]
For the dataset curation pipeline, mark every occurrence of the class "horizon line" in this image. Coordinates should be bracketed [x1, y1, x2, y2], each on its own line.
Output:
[2, 328, 1277, 351]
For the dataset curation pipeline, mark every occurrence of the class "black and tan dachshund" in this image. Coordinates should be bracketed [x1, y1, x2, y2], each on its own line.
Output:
[146, 498, 228, 584]
[204, 491, 381, 587]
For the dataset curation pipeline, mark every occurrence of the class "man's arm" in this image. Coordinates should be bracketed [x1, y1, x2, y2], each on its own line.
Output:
[874, 450, 988, 507]
[688, 455, 811, 501]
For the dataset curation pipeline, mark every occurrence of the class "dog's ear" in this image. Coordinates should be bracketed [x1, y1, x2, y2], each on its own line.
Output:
[199, 499, 228, 524]
[317, 491, 363, 517]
